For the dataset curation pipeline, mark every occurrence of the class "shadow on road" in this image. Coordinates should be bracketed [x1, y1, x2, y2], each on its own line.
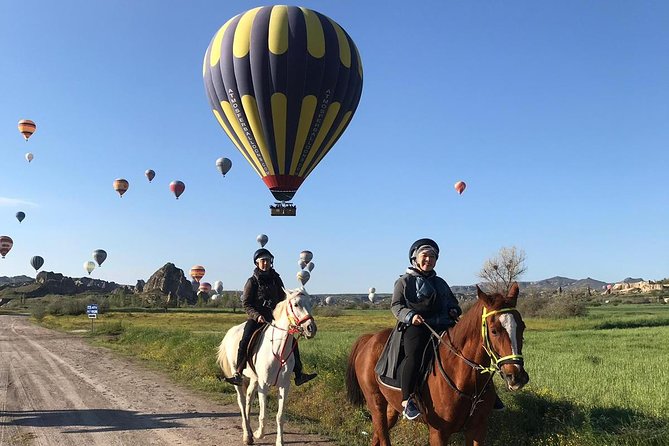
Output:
[0, 409, 236, 433]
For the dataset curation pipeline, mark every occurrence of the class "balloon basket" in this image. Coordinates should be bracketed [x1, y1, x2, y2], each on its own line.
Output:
[270, 202, 296, 216]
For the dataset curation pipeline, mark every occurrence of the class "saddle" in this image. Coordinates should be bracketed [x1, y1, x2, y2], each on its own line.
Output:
[375, 322, 435, 390]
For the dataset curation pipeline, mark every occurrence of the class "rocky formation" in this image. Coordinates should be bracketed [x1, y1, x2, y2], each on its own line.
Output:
[141, 263, 196, 306]
[611, 280, 664, 293]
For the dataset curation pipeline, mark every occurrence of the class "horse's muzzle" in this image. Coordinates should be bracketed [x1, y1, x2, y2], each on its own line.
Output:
[302, 320, 317, 339]
[500, 364, 529, 391]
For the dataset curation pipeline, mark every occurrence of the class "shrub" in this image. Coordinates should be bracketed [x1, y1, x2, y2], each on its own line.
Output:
[314, 306, 343, 317]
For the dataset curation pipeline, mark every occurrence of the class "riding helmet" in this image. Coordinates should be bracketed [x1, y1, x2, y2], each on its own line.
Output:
[253, 248, 274, 265]
[409, 238, 439, 262]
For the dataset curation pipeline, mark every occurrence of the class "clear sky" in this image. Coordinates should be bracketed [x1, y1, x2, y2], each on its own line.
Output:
[1, 1, 667, 294]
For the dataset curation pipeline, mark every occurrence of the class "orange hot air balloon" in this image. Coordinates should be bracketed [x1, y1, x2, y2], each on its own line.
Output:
[0, 236, 14, 258]
[454, 181, 466, 195]
[190, 265, 205, 282]
[113, 179, 129, 197]
[18, 119, 36, 141]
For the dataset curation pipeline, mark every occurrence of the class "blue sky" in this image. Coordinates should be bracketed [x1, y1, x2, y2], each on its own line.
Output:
[1, 1, 667, 293]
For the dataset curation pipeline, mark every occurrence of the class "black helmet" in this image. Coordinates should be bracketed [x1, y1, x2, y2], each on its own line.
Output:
[409, 238, 439, 262]
[253, 248, 274, 265]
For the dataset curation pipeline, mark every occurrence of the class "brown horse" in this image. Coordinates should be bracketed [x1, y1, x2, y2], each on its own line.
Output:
[346, 282, 529, 445]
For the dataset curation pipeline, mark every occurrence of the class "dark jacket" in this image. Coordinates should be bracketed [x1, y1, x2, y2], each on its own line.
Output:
[391, 268, 462, 331]
[242, 268, 285, 323]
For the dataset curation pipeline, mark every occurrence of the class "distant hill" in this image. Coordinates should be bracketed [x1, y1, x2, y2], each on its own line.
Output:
[0, 275, 33, 286]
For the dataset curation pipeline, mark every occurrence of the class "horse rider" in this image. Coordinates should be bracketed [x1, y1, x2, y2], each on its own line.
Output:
[229, 248, 317, 387]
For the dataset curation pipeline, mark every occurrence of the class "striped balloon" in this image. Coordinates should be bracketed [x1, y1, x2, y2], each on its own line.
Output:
[113, 179, 129, 197]
[18, 119, 36, 141]
[190, 265, 206, 282]
[203, 6, 364, 203]
[0, 236, 13, 258]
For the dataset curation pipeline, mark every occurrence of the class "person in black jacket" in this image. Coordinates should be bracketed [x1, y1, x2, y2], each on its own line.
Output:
[228, 248, 317, 387]
[391, 238, 462, 420]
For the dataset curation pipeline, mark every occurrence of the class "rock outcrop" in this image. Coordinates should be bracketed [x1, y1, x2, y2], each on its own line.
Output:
[142, 263, 196, 306]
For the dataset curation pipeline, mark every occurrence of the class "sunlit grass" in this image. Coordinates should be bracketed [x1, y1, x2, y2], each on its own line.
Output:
[37, 304, 669, 445]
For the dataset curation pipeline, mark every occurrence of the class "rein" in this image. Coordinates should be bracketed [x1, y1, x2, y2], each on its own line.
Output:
[267, 299, 313, 386]
[423, 306, 523, 419]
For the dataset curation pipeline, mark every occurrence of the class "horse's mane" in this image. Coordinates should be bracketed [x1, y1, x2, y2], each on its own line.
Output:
[449, 299, 485, 348]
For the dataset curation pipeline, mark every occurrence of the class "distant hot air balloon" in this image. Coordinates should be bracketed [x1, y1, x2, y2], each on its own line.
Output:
[93, 249, 107, 266]
[25, 152, 33, 163]
[16, 211, 25, 223]
[0, 236, 13, 258]
[145, 169, 155, 182]
[170, 180, 185, 199]
[18, 119, 36, 141]
[256, 234, 268, 248]
[325, 296, 334, 305]
[30, 256, 44, 271]
[307, 262, 315, 272]
[190, 265, 205, 282]
[298, 259, 307, 270]
[300, 251, 313, 264]
[216, 157, 232, 177]
[297, 270, 310, 286]
[84, 261, 96, 275]
[369, 287, 376, 294]
[198, 282, 212, 293]
[113, 179, 129, 197]
[213, 280, 224, 294]
[454, 181, 466, 195]
[211, 294, 220, 301]
[368, 292, 376, 303]
[203, 6, 364, 211]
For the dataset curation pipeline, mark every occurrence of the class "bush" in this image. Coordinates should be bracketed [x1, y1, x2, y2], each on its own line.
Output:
[314, 306, 343, 317]
[31, 306, 46, 321]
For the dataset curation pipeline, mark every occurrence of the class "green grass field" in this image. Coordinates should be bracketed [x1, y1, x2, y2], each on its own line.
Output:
[35, 303, 669, 445]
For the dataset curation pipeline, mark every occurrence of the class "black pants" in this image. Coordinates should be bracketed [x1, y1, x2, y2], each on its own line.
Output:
[236, 319, 303, 375]
[401, 324, 431, 401]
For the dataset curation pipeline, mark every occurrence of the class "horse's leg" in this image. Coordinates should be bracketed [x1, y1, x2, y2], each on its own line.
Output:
[235, 382, 254, 445]
[386, 404, 400, 430]
[253, 382, 269, 440]
[274, 377, 290, 446]
[368, 394, 392, 446]
[464, 425, 487, 446]
[428, 425, 452, 446]
[246, 377, 258, 424]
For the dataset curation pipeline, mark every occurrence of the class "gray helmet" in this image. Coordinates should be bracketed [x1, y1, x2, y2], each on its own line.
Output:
[409, 238, 439, 262]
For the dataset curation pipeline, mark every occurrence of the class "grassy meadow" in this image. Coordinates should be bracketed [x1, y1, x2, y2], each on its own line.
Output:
[33, 302, 669, 446]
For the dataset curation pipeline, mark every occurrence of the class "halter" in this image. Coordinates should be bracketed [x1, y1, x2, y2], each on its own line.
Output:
[286, 299, 314, 335]
[480, 307, 524, 374]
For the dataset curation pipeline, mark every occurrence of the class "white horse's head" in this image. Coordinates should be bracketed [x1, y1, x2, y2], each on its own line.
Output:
[274, 287, 317, 339]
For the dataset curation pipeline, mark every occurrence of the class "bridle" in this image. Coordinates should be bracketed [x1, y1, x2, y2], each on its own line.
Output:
[286, 298, 314, 336]
[424, 305, 524, 418]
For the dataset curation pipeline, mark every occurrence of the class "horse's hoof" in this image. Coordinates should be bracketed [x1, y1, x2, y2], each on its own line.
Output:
[253, 429, 264, 439]
[244, 437, 254, 445]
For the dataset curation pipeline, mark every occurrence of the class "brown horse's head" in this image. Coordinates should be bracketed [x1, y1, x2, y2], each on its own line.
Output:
[476, 282, 529, 391]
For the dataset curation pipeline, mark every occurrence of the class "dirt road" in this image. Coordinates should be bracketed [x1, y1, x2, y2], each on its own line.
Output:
[0, 315, 334, 446]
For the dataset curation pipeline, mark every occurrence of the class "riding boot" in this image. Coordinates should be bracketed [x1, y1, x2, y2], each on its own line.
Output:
[293, 341, 317, 386]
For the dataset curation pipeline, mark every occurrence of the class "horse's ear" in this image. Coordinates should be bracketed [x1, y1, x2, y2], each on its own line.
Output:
[505, 282, 520, 305]
[476, 285, 495, 307]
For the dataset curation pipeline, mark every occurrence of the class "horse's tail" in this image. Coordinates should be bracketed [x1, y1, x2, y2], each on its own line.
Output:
[346, 333, 373, 407]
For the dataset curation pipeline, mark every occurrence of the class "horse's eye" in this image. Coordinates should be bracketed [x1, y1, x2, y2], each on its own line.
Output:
[294, 303, 301, 308]
[491, 329, 499, 336]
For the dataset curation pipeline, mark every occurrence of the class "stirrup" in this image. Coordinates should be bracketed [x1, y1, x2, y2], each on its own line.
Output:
[225, 372, 243, 386]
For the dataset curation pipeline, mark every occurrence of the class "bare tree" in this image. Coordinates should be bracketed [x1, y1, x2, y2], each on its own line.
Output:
[478, 246, 527, 294]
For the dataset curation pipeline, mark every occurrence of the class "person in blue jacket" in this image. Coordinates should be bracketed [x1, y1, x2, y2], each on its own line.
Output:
[391, 238, 462, 420]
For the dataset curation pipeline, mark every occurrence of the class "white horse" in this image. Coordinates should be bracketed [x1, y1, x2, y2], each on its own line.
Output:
[217, 288, 317, 446]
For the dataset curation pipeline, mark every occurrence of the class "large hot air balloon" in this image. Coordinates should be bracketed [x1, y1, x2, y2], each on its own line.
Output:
[454, 181, 466, 195]
[18, 119, 36, 141]
[93, 249, 107, 266]
[190, 265, 206, 282]
[256, 234, 268, 247]
[170, 180, 185, 199]
[213, 280, 224, 294]
[300, 250, 313, 263]
[198, 282, 212, 293]
[113, 179, 129, 197]
[25, 152, 33, 163]
[203, 6, 364, 215]
[16, 211, 25, 223]
[30, 256, 44, 271]
[84, 261, 96, 275]
[216, 157, 232, 176]
[0, 236, 13, 258]
[297, 270, 310, 286]
[145, 169, 155, 182]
